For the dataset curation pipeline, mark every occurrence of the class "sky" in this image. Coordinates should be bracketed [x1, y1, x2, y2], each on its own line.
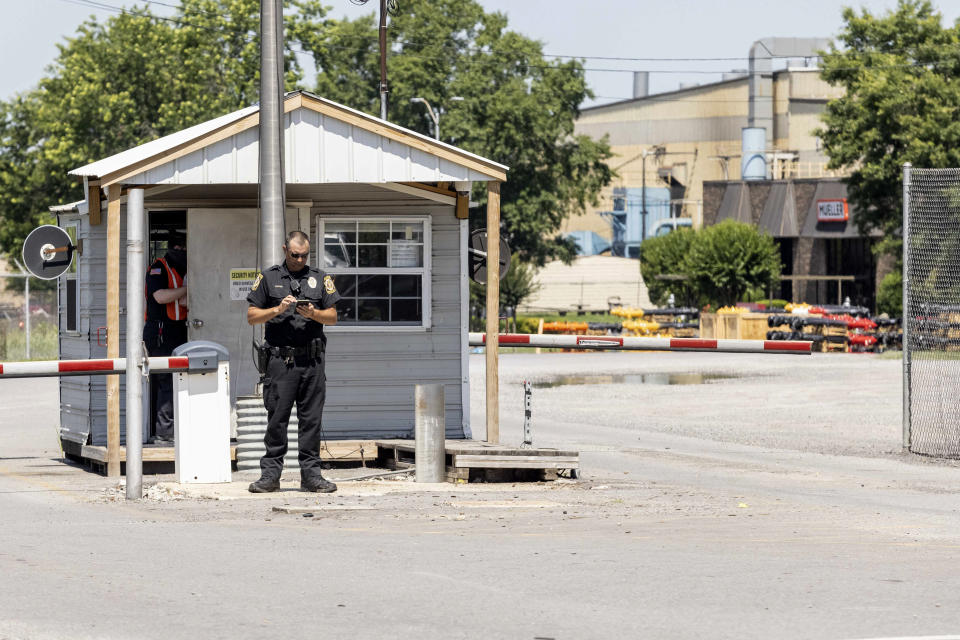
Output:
[5, 0, 960, 108]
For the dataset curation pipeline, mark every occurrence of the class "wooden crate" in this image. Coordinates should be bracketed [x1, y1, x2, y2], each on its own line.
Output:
[700, 313, 770, 340]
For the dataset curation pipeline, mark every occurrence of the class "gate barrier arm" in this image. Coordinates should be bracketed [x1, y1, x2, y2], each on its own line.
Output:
[468, 333, 812, 355]
[0, 356, 190, 379]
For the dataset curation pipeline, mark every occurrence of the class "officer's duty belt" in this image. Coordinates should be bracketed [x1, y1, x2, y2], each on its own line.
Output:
[266, 342, 322, 359]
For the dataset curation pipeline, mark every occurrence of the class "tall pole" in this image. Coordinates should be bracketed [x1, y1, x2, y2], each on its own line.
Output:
[259, 0, 285, 270]
[125, 188, 146, 500]
[23, 271, 29, 360]
[485, 182, 501, 444]
[379, 0, 389, 120]
[641, 150, 648, 243]
[902, 162, 912, 452]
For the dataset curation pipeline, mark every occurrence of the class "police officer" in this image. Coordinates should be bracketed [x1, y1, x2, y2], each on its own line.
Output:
[246, 230, 340, 493]
[144, 232, 188, 444]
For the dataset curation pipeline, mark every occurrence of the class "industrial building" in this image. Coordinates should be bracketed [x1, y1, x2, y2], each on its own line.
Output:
[557, 38, 891, 309]
[567, 37, 845, 253]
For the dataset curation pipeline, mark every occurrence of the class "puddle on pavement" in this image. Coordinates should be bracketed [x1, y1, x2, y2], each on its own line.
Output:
[532, 372, 736, 388]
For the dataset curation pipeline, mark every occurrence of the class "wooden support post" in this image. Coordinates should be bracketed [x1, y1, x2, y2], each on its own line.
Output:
[485, 181, 500, 444]
[88, 182, 102, 226]
[106, 184, 122, 477]
[455, 192, 469, 220]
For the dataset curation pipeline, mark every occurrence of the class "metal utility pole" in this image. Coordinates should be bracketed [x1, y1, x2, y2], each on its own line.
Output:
[354, 0, 393, 119]
[379, 0, 388, 120]
[641, 150, 648, 243]
[259, 0, 285, 270]
[411, 96, 463, 141]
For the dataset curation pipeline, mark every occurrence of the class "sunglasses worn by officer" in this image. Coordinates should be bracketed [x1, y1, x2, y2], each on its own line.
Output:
[288, 250, 309, 259]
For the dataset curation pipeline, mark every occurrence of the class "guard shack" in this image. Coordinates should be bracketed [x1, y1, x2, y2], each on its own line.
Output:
[52, 91, 507, 473]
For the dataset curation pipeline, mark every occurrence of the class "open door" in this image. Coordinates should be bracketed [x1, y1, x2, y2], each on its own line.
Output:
[186, 208, 260, 432]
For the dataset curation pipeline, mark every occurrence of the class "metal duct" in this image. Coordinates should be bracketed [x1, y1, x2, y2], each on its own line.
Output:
[747, 37, 830, 178]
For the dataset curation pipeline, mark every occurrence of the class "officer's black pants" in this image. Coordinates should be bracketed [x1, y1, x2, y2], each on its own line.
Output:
[260, 353, 326, 480]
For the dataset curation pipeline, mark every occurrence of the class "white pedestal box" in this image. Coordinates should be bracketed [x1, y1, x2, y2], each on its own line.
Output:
[172, 341, 232, 484]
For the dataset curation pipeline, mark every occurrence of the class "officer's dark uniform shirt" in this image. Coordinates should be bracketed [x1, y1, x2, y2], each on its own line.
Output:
[246, 263, 341, 347]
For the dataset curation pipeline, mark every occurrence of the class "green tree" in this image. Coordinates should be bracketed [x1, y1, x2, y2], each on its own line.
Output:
[684, 221, 781, 307]
[817, 0, 960, 255]
[301, 0, 614, 265]
[0, 0, 329, 256]
[639, 222, 781, 309]
[638, 228, 696, 306]
[876, 269, 903, 316]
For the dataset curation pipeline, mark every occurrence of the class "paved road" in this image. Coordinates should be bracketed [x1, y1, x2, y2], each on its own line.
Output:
[3, 354, 960, 639]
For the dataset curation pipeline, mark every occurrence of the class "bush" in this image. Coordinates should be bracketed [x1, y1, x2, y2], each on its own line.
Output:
[640, 221, 781, 309]
[639, 228, 696, 306]
[685, 221, 781, 307]
[876, 269, 902, 317]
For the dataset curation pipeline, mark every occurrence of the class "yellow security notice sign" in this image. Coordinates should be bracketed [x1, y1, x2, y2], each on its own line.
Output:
[230, 268, 260, 300]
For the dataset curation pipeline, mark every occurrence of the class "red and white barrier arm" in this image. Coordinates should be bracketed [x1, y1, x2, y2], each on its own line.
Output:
[0, 356, 190, 379]
[468, 333, 812, 355]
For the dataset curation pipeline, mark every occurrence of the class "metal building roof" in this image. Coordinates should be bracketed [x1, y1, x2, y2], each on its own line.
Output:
[69, 91, 507, 186]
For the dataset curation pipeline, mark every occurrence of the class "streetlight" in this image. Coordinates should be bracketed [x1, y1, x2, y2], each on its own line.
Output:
[410, 96, 463, 140]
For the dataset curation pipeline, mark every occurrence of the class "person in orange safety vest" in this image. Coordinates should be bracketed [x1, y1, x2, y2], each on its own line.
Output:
[144, 233, 188, 444]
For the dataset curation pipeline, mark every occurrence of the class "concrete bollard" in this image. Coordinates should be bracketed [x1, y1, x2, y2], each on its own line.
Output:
[415, 384, 445, 482]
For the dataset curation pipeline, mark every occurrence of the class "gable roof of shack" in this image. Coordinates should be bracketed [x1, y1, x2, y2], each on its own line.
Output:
[69, 91, 508, 187]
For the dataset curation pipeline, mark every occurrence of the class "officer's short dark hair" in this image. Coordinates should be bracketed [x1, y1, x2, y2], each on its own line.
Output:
[286, 230, 309, 246]
[168, 231, 186, 248]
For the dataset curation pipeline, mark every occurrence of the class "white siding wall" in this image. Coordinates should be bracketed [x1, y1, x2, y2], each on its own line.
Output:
[313, 192, 468, 439]
[60, 186, 469, 445]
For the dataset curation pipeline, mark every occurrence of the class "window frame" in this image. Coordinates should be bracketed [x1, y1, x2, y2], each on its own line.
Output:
[316, 214, 432, 331]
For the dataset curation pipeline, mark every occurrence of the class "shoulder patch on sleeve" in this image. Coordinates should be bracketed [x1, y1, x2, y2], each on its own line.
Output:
[251, 273, 264, 291]
[324, 275, 336, 294]
[149, 267, 162, 275]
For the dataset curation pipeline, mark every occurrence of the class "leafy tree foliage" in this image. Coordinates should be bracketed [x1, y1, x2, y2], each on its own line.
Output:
[0, 0, 612, 269]
[0, 0, 327, 256]
[638, 228, 696, 306]
[876, 269, 903, 316]
[639, 221, 781, 308]
[300, 0, 614, 265]
[817, 0, 960, 255]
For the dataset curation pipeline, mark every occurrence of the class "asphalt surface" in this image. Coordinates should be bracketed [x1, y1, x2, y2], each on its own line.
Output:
[3, 352, 960, 639]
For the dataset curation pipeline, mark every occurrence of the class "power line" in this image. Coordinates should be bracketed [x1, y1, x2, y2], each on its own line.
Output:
[53, 0, 960, 77]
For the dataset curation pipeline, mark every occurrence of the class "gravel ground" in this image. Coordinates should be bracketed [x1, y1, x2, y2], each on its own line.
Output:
[472, 351, 905, 459]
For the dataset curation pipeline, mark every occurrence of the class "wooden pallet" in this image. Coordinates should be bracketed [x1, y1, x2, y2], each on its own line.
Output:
[375, 439, 579, 483]
[61, 438, 237, 474]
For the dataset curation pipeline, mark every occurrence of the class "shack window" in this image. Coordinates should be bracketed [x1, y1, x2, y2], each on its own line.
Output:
[316, 216, 431, 328]
[63, 223, 79, 333]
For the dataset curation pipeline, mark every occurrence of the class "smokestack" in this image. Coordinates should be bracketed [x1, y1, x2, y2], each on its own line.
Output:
[633, 71, 649, 99]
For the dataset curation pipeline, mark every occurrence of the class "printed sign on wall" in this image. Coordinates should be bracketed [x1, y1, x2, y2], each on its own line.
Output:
[817, 199, 849, 222]
[229, 268, 259, 300]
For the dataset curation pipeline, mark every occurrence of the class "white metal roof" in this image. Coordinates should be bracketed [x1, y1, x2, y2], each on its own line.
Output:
[69, 105, 259, 178]
[69, 91, 507, 185]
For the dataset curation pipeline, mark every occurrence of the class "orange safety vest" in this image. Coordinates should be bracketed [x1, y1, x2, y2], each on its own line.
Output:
[145, 257, 188, 321]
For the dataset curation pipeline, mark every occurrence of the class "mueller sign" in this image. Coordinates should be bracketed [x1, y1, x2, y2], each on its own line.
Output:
[817, 198, 849, 222]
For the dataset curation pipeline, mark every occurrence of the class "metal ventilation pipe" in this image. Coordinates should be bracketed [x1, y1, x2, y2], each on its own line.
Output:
[633, 71, 649, 99]
[747, 37, 830, 178]
[259, 0, 286, 270]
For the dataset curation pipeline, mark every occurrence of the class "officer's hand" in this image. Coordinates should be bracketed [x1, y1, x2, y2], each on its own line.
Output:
[278, 295, 296, 313]
[295, 302, 316, 320]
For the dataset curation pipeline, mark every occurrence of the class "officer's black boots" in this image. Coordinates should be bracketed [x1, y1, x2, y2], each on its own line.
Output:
[248, 477, 281, 493]
[301, 474, 337, 493]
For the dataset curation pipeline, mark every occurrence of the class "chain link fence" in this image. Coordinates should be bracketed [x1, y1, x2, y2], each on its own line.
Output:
[904, 166, 960, 456]
[0, 276, 57, 362]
